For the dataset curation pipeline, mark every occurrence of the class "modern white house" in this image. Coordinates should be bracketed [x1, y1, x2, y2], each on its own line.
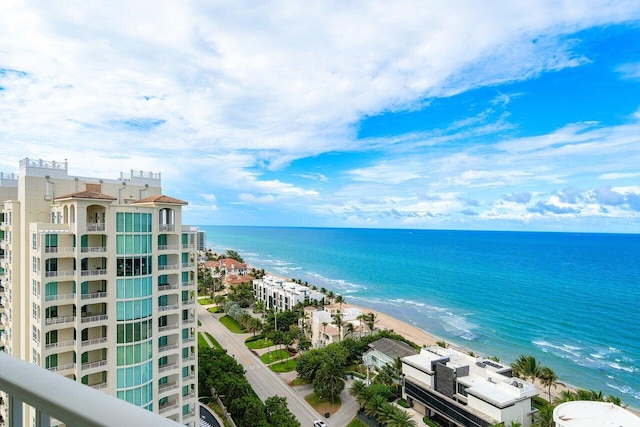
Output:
[553, 401, 640, 426]
[252, 275, 325, 312]
[307, 306, 364, 348]
[0, 158, 198, 426]
[402, 345, 537, 427]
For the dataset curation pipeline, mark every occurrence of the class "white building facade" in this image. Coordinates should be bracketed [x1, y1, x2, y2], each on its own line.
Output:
[252, 275, 325, 312]
[0, 158, 198, 426]
[402, 346, 537, 427]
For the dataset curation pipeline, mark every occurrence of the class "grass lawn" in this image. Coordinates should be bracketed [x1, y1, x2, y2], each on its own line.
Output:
[290, 378, 311, 386]
[260, 349, 290, 364]
[269, 358, 297, 373]
[198, 332, 212, 348]
[219, 315, 246, 333]
[204, 332, 222, 349]
[207, 307, 221, 314]
[198, 297, 215, 305]
[246, 336, 274, 350]
[305, 393, 341, 417]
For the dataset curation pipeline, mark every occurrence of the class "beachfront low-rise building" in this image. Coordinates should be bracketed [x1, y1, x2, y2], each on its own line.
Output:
[252, 275, 325, 312]
[402, 345, 537, 427]
[307, 306, 364, 348]
[363, 337, 417, 371]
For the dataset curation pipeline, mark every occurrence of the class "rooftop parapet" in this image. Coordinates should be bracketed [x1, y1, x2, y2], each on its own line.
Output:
[120, 169, 161, 185]
[20, 157, 69, 178]
[0, 172, 18, 187]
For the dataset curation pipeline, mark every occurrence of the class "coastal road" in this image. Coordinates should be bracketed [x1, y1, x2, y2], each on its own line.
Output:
[197, 305, 332, 426]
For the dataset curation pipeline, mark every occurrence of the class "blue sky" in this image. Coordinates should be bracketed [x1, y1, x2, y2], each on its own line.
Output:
[1, 2, 640, 232]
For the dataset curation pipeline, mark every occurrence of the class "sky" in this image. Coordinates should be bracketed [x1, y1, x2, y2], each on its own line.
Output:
[1, 1, 640, 233]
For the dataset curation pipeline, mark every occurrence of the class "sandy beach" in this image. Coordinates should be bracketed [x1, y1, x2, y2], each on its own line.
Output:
[223, 261, 585, 404]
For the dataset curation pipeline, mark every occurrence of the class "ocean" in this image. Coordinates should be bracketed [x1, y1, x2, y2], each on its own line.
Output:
[199, 226, 640, 408]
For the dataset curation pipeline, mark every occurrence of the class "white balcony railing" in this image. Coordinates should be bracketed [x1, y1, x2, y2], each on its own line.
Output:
[81, 359, 108, 370]
[81, 291, 107, 300]
[159, 304, 179, 312]
[159, 324, 179, 333]
[45, 316, 75, 325]
[158, 245, 179, 250]
[45, 270, 75, 278]
[45, 340, 76, 350]
[80, 269, 107, 277]
[86, 223, 106, 232]
[81, 314, 108, 324]
[80, 246, 107, 253]
[0, 351, 181, 426]
[81, 337, 108, 347]
[158, 264, 179, 271]
[158, 224, 175, 232]
[44, 293, 76, 302]
[158, 284, 179, 291]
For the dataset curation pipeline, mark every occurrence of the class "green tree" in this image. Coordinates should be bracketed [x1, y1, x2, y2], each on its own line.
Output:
[333, 311, 344, 342]
[228, 395, 267, 427]
[538, 366, 559, 402]
[313, 359, 346, 404]
[364, 393, 387, 419]
[335, 294, 345, 310]
[512, 354, 541, 385]
[533, 405, 554, 427]
[264, 396, 300, 427]
[387, 409, 417, 427]
[350, 380, 368, 410]
[365, 312, 378, 336]
[224, 249, 244, 263]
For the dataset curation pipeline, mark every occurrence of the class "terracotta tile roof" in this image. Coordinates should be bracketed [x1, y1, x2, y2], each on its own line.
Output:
[55, 190, 117, 201]
[131, 195, 188, 205]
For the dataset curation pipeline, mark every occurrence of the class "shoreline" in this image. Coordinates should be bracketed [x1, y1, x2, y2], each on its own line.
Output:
[250, 267, 579, 404]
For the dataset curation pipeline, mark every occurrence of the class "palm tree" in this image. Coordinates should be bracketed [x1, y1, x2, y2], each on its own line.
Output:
[538, 366, 559, 402]
[605, 395, 622, 406]
[344, 322, 355, 339]
[511, 355, 541, 385]
[534, 405, 554, 427]
[365, 312, 378, 336]
[379, 402, 397, 425]
[357, 314, 365, 338]
[387, 409, 418, 427]
[364, 394, 386, 419]
[327, 290, 335, 305]
[349, 380, 368, 410]
[314, 361, 345, 405]
[554, 390, 578, 404]
[333, 312, 343, 342]
[335, 294, 344, 310]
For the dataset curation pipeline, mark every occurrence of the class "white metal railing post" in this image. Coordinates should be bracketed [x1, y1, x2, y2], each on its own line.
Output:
[9, 394, 23, 427]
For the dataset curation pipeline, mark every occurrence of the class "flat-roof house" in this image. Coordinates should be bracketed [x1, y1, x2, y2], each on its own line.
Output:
[402, 346, 537, 427]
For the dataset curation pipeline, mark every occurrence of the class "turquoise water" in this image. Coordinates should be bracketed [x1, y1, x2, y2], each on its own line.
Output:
[200, 226, 640, 408]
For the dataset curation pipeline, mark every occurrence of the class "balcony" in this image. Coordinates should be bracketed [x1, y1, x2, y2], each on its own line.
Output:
[80, 269, 107, 277]
[45, 316, 76, 326]
[80, 246, 107, 253]
[45, 340, 76, 351]
[47, 363, 76, 374]
[159, 382, 179, 394]
[158, 283, 179, 292]
[45, 270, 75, 278]
[44, 246, 75, 254]
[182, 298, 195, 306]
[159, 324, 179, 333]
[81, 337, 108, 348]
[158, 264, 179, 271]
[182, 280, 195, 287]
[159, 362, 179, 373]
[158, 224, 175, 232]
[86, 223, 106, 232]
[159, 343, 179, 353]
[158, 245, 179, 251]
[0, 351, 181, 426]
[44, 293, 76, 302]
[81, 314, 108, 324]
[182, 262, 195, 269]
[159, 304, 179, 312]
[81, 291, 107, 300]
[182, 317, 195, 325]
[81, 359, 108, 371]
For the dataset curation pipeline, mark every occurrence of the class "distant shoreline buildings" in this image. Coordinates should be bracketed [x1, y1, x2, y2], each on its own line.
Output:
[0, 158, 198, 425]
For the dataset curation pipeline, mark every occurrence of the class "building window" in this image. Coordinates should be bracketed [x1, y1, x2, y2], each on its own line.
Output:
[32, 279, 40, 297]
[32, 256, 38, 273]
[32, 325, 39, 343]
[32, 302, 39, 320]
[32, 233, 37, 250]
[457, 383, 468, 397]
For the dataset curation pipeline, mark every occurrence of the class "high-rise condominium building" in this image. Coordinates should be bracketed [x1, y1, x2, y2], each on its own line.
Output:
[0, 158, 198, 426]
